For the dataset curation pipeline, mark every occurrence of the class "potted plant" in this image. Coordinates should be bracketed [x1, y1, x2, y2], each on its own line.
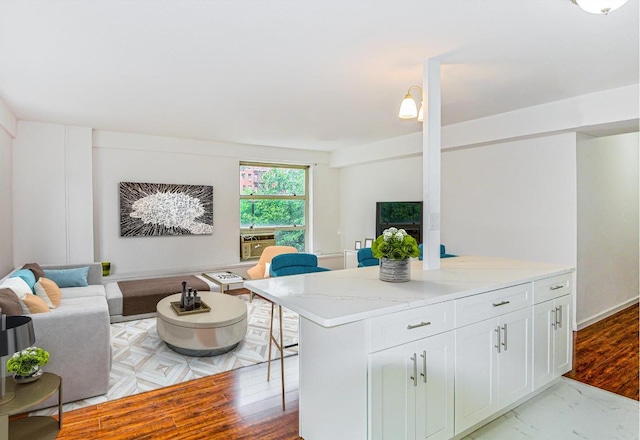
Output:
[371, 227, 420, 282]
[7, 346, 50, 383]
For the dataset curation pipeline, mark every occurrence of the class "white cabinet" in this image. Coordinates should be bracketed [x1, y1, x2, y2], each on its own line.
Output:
[454, 305, 533, 435]
[370, 331, 454, 440]
[533, 294, 572, 388]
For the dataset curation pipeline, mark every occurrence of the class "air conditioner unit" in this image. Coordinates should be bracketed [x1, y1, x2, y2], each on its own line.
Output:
[240, 232, 276, 260]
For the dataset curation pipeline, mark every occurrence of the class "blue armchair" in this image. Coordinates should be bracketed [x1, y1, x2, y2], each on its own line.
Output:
[270, 253, 331, 277]
[419, 244, 457, 260]
[357, 248, 379, 267]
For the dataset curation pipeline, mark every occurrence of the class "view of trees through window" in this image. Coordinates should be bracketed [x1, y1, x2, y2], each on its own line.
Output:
[240, 163, 307, 252]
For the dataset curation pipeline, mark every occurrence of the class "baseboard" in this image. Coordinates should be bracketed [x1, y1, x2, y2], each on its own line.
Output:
[577, 297, 639, 330]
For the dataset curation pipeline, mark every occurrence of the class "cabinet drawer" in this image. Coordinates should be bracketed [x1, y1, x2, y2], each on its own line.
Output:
[454, 283, 533, 328]
[368, 301, 454, 353]
[534, 273, 572, 304]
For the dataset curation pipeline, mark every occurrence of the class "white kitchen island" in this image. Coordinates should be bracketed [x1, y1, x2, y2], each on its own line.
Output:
[245, 255, 575, 440]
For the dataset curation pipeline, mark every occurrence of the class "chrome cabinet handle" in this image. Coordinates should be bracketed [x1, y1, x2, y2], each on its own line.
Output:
[550, 285, 564, 291]
[501, 324, 508, 351]
[556, 305, 562, 328]
[551, 307, 557, 329]
[407, 321, 431, 330]
[420, 350, 427, 383]
[410, 354, 417, 387]
[492, 300, 510, 307]
[494, 326, 501, 353]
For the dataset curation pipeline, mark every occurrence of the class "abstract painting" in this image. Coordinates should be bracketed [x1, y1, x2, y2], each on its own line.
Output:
[120, 182, 213, 237]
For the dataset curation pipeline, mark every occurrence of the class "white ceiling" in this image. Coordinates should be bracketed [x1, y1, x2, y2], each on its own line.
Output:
[0, 0, 638, 152]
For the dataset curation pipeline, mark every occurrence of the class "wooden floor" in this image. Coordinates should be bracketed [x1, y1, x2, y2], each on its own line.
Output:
[563, 302, 639, 400]
[22, 301, 639, 439]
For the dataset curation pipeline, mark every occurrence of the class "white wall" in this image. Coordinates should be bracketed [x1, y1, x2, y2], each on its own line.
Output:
[0, 96, 16, 274]
[93, 130, 341, 277]
[576, 132, 639, 328]
[339, 155, 423, 250]
[441, 133, 577, 266]
[0, 128, 13, 274]
[12, 121, 94, 266]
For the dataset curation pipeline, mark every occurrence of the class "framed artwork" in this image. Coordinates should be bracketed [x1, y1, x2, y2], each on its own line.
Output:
[355, 241, 362, 250]
[120, 182, 213, 237]
[364, 238, 374, 248]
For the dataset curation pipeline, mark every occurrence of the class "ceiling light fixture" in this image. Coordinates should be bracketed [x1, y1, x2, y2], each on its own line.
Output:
[398, 86, 424, 122]
[571, 0, 628, 15]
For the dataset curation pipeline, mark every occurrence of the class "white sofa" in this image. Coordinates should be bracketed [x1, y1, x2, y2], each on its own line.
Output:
[2, 263, 112, 409]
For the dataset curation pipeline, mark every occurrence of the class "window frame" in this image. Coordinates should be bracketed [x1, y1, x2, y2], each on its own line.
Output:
[239, 161, 309, 257]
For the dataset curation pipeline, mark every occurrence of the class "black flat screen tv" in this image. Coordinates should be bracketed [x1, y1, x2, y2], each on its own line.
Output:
[375, 201, 423, 244]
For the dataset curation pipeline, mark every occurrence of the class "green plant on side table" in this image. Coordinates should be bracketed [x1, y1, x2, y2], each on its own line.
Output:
[7, 346, 50, 383]
[371, 227, 420, 282]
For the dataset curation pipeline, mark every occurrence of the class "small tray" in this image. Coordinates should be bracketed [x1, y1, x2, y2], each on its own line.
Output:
[170, 300, 211, 316]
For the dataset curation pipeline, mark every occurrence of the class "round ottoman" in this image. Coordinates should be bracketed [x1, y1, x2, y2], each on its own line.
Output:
[156, 292, 247, 356]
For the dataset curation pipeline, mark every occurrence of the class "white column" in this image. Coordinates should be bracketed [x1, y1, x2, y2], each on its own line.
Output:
[422, 59, 441, 270]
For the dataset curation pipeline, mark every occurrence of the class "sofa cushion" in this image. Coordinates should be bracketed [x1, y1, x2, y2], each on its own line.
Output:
[21, 294, 50, 314]
[10, 269, 37, 292]
[0, 288, 24, 315]
[0, 276, 31, 299]
[34, 277, 62, 308]
[22, 263, 45, 281]
[43, 266, 90, 288]
[60, 284, 106, 300]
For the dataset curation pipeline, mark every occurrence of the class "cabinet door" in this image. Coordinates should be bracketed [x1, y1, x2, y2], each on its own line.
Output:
[497, 307, 532, 408]
[454, 318, 498, 435]
[415, 331, 454, 440]
[553, 294, 573, 377]
[370, 342, 416, 440]
[533, 301, 554, 388]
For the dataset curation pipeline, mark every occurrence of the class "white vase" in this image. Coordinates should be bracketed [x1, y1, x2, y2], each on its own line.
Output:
[379, 258, 410, 282]
[13, 368, 44, 384]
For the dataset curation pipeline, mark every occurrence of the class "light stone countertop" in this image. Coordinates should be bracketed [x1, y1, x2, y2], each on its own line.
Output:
[244, 255, 574, 328]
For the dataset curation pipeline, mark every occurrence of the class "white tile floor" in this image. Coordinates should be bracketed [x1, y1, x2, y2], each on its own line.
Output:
[464, 378, 639, 440]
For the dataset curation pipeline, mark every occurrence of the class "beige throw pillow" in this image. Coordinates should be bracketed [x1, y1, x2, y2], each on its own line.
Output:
[34, 277, 62, 308]
[21, 294, 50, 314]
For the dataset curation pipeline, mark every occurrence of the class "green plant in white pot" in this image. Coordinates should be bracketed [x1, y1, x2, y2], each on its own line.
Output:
[7, 346, 49, 383]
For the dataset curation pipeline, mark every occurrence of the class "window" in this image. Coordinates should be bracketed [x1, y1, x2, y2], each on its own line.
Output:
[240, 162, 308, 256]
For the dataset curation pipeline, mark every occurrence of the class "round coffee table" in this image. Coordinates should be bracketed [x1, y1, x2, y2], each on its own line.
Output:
[156, 292, 247, 356]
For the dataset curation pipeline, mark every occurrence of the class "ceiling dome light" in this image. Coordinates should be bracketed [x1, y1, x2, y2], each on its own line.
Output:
[572, 0, 629, 15]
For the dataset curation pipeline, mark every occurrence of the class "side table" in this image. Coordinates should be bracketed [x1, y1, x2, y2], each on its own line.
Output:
[0, 372, 62, 440]
[201, 272, 244, 294]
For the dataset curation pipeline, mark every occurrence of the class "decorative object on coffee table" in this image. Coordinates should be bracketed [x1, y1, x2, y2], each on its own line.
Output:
[371, 227, 420, 282]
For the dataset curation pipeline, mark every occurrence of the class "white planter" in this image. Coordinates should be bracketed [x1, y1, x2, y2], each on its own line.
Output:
[379, 258, 410, 282]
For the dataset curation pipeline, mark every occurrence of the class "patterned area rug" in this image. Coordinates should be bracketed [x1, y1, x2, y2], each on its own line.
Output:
[35, 296, 298, 415]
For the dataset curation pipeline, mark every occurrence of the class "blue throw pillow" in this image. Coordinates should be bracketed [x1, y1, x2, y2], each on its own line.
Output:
[10, 269, 37, 292]
[43, 267, 90, 288]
